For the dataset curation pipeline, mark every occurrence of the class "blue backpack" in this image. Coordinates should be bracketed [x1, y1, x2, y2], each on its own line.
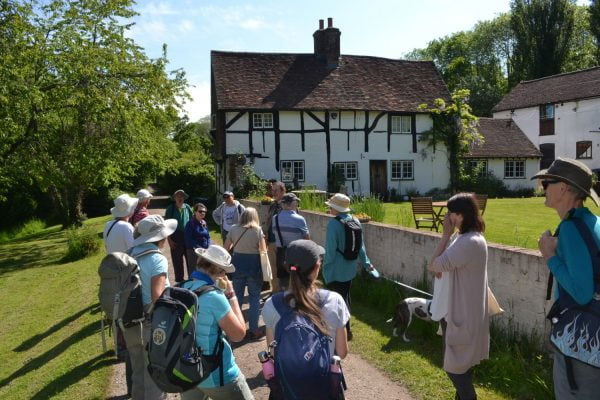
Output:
[272, 290, 333, 400]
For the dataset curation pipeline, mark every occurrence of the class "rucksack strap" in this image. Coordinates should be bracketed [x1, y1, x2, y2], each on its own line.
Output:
[230, 228, 249, 253]
[105, 219, 119, 239]
[275, 215, 285, 248]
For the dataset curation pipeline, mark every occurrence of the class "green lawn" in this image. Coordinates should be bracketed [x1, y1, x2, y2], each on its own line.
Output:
[382, 197, 600, 249]
[0, 216, 114, 400]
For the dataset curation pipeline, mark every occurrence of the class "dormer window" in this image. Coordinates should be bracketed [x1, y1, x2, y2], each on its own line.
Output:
[253, 113, 273, 129]
[539, 104, 554, 136]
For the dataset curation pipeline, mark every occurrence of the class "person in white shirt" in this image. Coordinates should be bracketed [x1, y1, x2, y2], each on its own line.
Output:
[103, 194, 138, 253]
[212, 191, 245, 242]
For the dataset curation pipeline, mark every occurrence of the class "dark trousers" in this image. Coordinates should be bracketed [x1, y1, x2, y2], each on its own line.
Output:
[169, 230, 189, 282]
[441, 319, 477, 400]
[328, 280, 352, 335]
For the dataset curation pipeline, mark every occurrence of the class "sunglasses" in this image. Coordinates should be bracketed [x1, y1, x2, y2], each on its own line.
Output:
[541, 180, 561, 190]
[197, 210, 206, 213]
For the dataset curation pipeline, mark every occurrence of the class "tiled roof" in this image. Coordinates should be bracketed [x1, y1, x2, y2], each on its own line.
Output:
[211, 51, 450, 112]
[465, 118, 541, 158]
[492, 67, 600, 112]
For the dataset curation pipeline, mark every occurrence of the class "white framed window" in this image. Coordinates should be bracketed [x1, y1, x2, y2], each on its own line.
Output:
[281, 160, 304, 182]
[504, 159, 525, 179]
[466, 160, 488, 177]
[333, 162, 358, 180]
[253, 113, 273, 129]
[391, 160, 414, 180]
[391, 115, 412, 134]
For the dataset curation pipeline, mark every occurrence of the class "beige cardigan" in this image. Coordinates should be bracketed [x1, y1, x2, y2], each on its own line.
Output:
[430, 231, 490, 374]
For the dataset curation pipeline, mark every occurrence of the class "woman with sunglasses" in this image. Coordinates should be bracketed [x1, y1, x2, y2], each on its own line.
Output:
[181, 245, 254, 400]
[427, 193, 489, 400]
[185, 203, 211, 278]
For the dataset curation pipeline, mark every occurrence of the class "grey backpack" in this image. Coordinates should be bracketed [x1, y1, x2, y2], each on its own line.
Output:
[98, 250, 159, 352]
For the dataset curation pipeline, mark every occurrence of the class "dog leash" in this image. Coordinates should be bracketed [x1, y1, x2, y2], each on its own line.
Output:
[379, 276, 433, 298]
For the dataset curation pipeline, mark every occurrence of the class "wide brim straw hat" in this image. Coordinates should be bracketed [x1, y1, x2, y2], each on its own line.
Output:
[132, 215, 178, 247]
[195, 245, 236, 273]
[172, 189, 189, 200]
[325, 193, 351, 213]
[531, 157, 600, 206]
[111, 194, 139, 218]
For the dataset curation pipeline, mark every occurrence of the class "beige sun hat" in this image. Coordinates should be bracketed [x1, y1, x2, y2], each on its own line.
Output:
[325, 193, 351, 213]
[172, 189, 189, 200]
[531, 157, 600, 206]
[111, 194, 138, 218]
[195, 245, 236, 273]
[132, 215, 177, 247]
[136, 189, 153, 201]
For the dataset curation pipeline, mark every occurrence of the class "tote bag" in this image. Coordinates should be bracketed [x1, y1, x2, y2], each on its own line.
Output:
[260, 251, 272, 282]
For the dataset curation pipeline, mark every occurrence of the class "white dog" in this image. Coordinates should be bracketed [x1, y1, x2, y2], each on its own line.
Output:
[386, 297, 433, 342]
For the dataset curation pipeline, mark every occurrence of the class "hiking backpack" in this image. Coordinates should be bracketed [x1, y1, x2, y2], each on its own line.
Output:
[272, 291, 333, 400]
[335, 216, 362, 260]
[98, 249, 161, 353]
[147, 285, 224, 393]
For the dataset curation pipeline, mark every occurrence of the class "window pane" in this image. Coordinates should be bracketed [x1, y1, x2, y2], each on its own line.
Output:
[281, 161, 293, 181]
[576, 141, 592, 159]
[253, 113, 263, 128]
[391, 116, 401, 133]
[400, 116, 411, 133]
[347, 162, 357, 179]
[263, 113, 273, 128]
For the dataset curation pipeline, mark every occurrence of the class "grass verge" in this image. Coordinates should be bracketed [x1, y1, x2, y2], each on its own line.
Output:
[351, 273, 553, 399]
[0, 215, 115, 399]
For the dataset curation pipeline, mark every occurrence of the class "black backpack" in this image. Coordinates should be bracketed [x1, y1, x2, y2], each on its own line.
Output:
[335, 216, 362, 260]
[147, 285, 224, 392]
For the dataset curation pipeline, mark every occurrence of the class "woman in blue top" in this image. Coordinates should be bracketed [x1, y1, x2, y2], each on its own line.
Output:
[181, 245, 254, 400]
[185, 202, 211, 274]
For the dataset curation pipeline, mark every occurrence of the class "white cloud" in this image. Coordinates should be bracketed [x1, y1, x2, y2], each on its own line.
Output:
[178, 19, 195, 33]
[139, 2, 178, 16]
[240, 19, 264, 30]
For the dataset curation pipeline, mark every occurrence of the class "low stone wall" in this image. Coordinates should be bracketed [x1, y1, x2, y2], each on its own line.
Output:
[243, 200, 552, 341]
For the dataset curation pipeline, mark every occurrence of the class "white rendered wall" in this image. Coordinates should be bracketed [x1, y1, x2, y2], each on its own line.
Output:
[494, 97, 600, 169]
[485, 158, 539, 190]
[224, 110, 449, 195]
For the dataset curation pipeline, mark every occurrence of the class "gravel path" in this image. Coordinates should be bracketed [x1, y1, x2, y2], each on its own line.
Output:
[104, 207, 416, 400]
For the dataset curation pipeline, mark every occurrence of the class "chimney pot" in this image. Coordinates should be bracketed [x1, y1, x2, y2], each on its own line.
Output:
[313, 18, 341, 68]
[328, 18, 333, 28]
[319, 19, 324, 30]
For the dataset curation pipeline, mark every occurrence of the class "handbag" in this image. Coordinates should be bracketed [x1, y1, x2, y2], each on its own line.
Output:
[260, 251, 273, 282]
[487, 286, 504, 317]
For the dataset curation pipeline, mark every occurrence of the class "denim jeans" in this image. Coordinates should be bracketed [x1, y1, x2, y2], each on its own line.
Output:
[232, 271, 263, 332]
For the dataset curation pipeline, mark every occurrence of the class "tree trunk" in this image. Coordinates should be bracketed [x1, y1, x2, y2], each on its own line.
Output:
[50, 186, 85, 228]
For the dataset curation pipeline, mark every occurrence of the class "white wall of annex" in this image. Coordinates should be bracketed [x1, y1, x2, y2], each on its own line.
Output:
[486, 158, 539, 189]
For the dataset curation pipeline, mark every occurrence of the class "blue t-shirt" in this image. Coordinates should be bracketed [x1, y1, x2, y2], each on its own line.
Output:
[130, 243, 170, 305]
[182, 273, 241, 388]
[272, 210, 309, 248]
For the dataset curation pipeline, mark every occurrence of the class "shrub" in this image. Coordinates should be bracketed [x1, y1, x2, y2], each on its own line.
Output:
[297, 185, 327, 212]
[0, 219, 47, 243]
[232, 164, 265, 200]
[64, 225, 101, 261]
[458, 170, 508, 198]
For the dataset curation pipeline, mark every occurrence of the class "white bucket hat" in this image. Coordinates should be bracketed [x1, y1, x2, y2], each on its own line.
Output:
[195, 245, 236, 273]
[325, 193, 351, 213]
[132, 215, 177, 246]
[111, 194, 138, 218]
[136, 189, 153, 201]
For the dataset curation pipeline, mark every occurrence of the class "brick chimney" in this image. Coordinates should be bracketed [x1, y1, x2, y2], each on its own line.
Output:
[313, 17, 341, 68]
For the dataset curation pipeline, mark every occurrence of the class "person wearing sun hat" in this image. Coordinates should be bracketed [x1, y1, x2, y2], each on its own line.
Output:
[179, 245, 254, 400]
[122, 214, 177, 400]
[261, 239, 350, 398]
[534, 157, 600, 399]
[130, 189, 153, 227]
[103, 194, 138, 254]
[165, 189, 194, 283]
[323, 193, 378, 341]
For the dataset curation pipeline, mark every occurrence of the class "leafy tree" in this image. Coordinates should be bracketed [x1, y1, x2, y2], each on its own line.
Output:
[418, 90, 481, 193]
[590, 0, 600, 64]
[1, 0, 187, 226]
[510, 0, 576, 85]
[563, 4, 598, 71]
[158, 116, 215, 202]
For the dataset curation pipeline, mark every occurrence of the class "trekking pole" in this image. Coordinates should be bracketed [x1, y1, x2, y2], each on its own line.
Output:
[379, 275, 433, 298]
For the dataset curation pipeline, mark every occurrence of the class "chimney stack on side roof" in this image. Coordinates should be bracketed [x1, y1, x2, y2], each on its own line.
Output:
[313, 17, 341, 68]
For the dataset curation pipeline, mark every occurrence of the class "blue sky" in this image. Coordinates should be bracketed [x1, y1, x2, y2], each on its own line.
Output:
[126, 0, 586, 121]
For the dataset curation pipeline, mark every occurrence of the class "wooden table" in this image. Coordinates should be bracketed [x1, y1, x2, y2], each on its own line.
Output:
[432, 201, 447, 225]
